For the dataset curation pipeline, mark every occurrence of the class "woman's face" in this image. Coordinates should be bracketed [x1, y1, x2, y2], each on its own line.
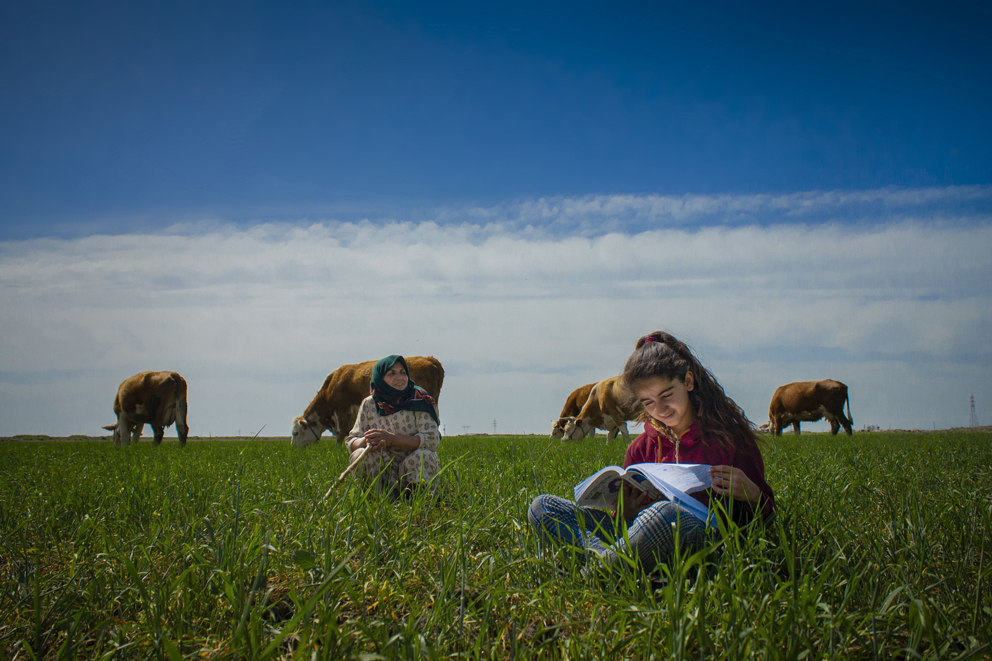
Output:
[383, 363, 409, 390]
[632, 372, 696, 438]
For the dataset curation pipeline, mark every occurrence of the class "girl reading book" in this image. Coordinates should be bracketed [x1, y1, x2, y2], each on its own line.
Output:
[528, 330, 775, 573]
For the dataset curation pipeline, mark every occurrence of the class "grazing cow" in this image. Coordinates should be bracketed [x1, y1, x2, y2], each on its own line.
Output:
[768, 379, 853, 436]
[550, 383, 596, 440]
[561, 376, 641, 443]
[292, 355, 444, 448]
[103, 371, 189, 446]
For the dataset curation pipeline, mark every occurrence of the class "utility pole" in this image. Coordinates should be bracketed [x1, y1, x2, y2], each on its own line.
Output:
[462, 425, 470, 435]
[493, 419, 497, 435]
[971, 394, 979, 427]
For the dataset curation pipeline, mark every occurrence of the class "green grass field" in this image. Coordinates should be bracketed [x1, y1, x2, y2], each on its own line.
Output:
[1, 431, 990, 660]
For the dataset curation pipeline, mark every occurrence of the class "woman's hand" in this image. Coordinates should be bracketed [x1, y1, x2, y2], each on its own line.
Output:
[619, 483, 655, 520]
[359, 429, 422, 452]
[709, 465, 761, 502]
[363, 428, 395, 451]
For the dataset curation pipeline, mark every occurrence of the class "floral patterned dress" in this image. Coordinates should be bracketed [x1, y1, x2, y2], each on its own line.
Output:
[345, 395, 441, 493]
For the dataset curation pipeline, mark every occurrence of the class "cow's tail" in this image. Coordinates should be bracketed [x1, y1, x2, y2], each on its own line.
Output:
[169, 372, 187, 398]
[102, 424, 117, 431]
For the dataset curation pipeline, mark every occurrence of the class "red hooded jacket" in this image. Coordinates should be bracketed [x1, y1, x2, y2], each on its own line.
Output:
[624, 420, 775, 526]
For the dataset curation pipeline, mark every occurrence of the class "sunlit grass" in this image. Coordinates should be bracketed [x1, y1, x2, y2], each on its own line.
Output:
[1, 431, 990, 659]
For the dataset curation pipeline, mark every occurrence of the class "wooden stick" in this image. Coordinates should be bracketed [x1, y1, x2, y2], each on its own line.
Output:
[322, 445, 369, 501]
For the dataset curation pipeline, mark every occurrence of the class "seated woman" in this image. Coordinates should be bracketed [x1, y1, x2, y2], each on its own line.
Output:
[528, 331, 775, 573]
[345, 355, 441, 496]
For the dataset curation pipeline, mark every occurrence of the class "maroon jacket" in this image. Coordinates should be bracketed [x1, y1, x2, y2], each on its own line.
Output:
[624, 421, 775, 525]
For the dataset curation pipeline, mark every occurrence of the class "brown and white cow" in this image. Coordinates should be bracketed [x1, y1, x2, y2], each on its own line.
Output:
[561, 376, 641, 443]
[291, 355, 444, 448]
[103, 371, 189, 446]
[550, 382, 596, 440]
[768, 379, 853, 436]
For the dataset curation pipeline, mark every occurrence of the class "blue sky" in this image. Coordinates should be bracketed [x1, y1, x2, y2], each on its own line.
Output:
[0, 1, 990, 436]
[3, 0, 990, 234]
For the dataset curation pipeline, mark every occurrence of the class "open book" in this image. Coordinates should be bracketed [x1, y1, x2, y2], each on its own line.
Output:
[573, 463, 716, 528]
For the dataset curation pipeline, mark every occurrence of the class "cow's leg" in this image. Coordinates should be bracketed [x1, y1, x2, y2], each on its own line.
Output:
[792, 422, 801, 435]
[113, 418, 126, 447]
[828, 417, 840, 435]
[602, 415, 616, 443]
[841, 416, 853, 436]
[152, 425, 164, 444]
[619, 422, 630, 444]
[131, 422, 144, 445]
[176, 398, 189, 446]
[771, 417, 781, 436]
[343, 405, 360, 443]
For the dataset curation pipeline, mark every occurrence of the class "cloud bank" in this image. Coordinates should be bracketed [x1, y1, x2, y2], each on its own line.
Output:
[1, 188, 989, 437]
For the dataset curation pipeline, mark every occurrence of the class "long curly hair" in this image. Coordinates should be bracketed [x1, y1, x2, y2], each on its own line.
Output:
[621, 330, 759, 453]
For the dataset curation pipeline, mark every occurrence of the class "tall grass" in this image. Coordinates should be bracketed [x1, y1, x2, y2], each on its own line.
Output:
[0, 432, 989, 659]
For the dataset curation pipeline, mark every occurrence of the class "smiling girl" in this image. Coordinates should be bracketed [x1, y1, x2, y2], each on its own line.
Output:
[528, 331, 775, 573]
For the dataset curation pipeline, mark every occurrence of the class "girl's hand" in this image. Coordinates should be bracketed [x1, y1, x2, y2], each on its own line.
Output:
[619, 483, 655, 520]
[709, 465, 761, 502]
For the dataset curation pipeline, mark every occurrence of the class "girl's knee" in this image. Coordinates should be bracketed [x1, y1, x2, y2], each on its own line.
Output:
[528, 494, 571, 529]
[527, 494, 551, 525]
[642, 500, 693, 523]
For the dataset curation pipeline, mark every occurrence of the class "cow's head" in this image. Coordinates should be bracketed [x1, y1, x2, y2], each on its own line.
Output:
[291, 416, 323, 448]
[561, 417, 589, 441]
[549, 418, 569, 440]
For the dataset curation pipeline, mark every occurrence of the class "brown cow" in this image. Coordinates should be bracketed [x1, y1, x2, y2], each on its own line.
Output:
[102, 371, 189, 446]
[768, 379, 853, 436]
[561, 376, 641, 443]
[291, 355, 444, 448]
[549, 382, 596, 440]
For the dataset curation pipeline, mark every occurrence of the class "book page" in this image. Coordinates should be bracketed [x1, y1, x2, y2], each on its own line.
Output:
[574, 464, 705, 509]
[573, 462, 717, 526]
[629, 463, 715, 528]
[629, 463, 712, 495]
[572, 465, 625, 508]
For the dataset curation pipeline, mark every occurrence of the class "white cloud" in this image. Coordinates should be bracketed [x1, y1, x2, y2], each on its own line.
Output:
[429, 184, 992, 231]
[1, 189, 990, 437]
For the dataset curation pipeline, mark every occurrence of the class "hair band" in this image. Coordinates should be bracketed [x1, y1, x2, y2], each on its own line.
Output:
[643, 336, 660, 345]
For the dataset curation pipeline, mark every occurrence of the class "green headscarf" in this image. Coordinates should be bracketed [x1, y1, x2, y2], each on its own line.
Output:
[370, 355, 440, 426]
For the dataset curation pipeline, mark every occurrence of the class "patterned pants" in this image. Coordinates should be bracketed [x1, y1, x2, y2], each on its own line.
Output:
[350, 447, 440, 494]
[527, 494, 710, 572]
